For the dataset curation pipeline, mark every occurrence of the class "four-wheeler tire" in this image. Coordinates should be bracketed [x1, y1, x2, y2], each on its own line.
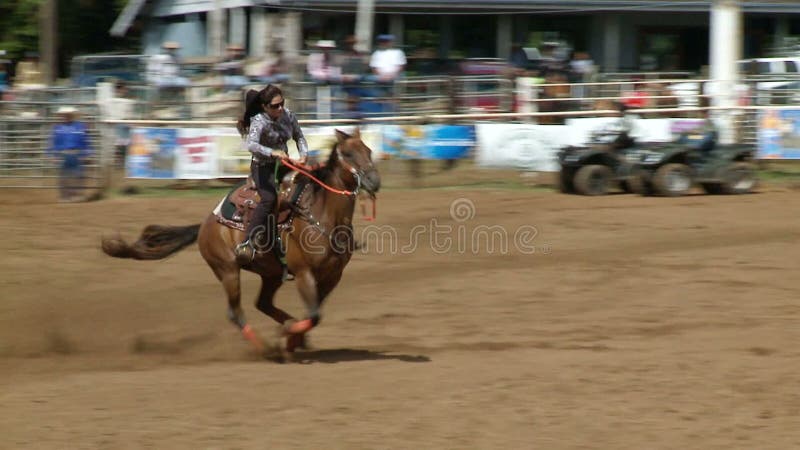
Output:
[652, 163, 692, 197]
[719, 162, 758, 194]
[574, 164, 613, 196]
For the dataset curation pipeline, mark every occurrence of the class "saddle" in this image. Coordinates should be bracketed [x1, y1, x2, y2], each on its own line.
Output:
[215, 172, 313, 232]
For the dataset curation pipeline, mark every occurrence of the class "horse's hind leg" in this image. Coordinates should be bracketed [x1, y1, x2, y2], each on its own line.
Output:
[214, 266, 265, 353]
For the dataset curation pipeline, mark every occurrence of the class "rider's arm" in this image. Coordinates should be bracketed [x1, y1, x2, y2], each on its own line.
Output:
[246, 115, 284, 159]
[289, 112, 308, 159]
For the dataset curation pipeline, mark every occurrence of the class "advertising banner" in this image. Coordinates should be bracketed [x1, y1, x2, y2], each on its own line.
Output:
[175, 129, 217, 179]
[126, 128, 179, 178]
[215, 128, 250, 178]
[382, 125, 475, 159]
[758, 109, 800, 159]
[298, 125, 383, 162]
[474, 123, 571, 172]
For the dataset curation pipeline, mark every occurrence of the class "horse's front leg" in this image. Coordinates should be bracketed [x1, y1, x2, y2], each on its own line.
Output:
[284, 269, 321, 351]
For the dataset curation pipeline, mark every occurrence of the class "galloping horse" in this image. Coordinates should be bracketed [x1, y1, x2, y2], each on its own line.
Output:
[102, 129, 380, 359]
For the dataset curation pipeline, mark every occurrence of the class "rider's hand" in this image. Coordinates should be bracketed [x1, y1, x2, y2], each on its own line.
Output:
[297, 156, 308, 166]
[271, 150, 286, 159]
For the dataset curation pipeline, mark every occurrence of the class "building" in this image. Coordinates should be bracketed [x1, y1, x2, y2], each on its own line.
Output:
[112, 0, 800, 72]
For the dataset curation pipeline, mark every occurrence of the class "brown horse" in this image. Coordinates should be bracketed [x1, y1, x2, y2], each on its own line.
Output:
[102, 129, 380, 359]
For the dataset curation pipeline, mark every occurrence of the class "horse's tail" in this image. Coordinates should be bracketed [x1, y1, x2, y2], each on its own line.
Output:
[101, 224, 200, 260]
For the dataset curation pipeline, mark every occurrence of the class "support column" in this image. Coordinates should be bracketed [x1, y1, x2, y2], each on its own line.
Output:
[249, 7, 267, 57]
[709, 0, 742, 144]
[208, 1, 226, 58]
[229, 8, 247, 47]
[355, 0, 375, 53]
[389, 14, 404, 47]
[603, 15, 621, 72]
[497, 15, 512, 59]
[283, 12, 302, 59]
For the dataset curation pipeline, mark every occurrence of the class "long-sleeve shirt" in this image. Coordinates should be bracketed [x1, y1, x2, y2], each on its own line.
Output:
[49, 121, 92, 168]
[245, 109, 308, 163]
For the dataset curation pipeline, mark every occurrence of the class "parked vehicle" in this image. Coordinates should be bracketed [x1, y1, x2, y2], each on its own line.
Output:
[70, 54, 145, 87]
[630, 134, 757, 196]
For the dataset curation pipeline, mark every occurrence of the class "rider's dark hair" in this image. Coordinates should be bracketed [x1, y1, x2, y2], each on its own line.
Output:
[236, 84, 284, 137]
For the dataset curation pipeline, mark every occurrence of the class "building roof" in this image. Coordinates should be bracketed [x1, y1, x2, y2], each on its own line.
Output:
[110, 0, 274, 36]
[111, 0, 800, 36]
[295, 0, 800, 13]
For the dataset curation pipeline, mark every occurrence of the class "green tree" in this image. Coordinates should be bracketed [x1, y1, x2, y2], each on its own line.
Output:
[0, 0, 41, 61]
[0, 0, 137, 79]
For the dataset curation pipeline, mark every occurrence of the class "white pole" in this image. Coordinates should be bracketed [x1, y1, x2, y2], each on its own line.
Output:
[355, 0, 375, 54]
[709, 0, 742, 144]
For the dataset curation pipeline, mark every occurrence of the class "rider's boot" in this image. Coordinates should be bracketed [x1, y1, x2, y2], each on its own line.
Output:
[234, 239, 255, 265]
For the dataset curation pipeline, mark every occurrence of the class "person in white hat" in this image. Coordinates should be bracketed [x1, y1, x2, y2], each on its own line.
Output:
[147, 41, 189, 87]
[306, 39, 341, 83]
[48, 106, 92, 202]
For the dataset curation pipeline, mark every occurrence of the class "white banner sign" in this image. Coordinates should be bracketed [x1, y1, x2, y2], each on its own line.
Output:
[475, 123, 571, 172]
[175, 129, 218, 179]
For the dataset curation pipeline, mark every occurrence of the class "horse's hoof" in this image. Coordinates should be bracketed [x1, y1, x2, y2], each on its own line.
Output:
[286, 333, 306, 353]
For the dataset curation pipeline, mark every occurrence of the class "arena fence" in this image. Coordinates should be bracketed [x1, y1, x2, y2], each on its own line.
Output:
[1, 76, 798, 191]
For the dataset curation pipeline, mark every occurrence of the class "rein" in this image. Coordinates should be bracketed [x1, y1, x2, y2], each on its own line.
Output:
[278, 149, 377, 221]
[279, 158, 358, 196]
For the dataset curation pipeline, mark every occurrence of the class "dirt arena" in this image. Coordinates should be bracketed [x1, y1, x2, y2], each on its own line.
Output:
[1, 178, 799, 449]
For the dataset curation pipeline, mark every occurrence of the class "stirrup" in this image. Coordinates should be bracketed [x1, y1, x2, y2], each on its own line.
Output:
[234, 240, 255, 264]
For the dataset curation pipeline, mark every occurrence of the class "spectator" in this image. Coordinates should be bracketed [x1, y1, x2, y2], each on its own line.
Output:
[337, 35, 370, 110]
[338, 35, 369, 84]
[509, 43, 529, 72]
[111, 81, 136, 168]
[306, 40, 341, 83]
[622, 82, 650, 110]
[146, 42, 189, 88]
[369, 34, 406, 82]
[48, 106, 92, 202]
[259, 48, 292, 84]
[14, 52, 45, 89]
[216, 44, 249, 90]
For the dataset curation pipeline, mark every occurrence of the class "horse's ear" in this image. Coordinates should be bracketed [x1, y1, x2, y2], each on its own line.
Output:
[335, 129, 350, 143]
[352, 127, 361, 139]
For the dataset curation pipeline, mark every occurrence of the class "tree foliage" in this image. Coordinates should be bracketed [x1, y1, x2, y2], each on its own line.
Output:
[0, 0, 138, 78]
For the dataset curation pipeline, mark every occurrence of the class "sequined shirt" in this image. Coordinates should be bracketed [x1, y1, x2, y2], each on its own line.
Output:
[245, 109, 308, 163]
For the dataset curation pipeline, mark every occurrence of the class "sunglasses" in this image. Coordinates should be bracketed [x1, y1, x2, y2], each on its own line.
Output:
[267, 101, 285, 110]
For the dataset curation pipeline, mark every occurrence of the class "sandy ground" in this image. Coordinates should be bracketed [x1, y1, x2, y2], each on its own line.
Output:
[1, 180, 799, 449]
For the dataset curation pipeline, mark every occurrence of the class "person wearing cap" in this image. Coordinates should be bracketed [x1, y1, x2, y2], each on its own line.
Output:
[306, 40, 341, 83]
[48, 106, 92, 202]
[234, 85, 308, 267]
[369, 34, 406, 83]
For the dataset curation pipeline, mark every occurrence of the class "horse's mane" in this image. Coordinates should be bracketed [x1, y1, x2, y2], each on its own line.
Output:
[309, 142, 339, 191]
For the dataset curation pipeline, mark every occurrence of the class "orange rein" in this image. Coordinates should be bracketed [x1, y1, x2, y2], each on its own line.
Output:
[279, 157, 377, 221]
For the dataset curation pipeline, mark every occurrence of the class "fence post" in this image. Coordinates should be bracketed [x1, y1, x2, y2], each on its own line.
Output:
[316, 84, 332, 120]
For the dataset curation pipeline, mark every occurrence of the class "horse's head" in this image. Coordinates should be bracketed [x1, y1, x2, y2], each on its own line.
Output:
[334, 128, 381, 196]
